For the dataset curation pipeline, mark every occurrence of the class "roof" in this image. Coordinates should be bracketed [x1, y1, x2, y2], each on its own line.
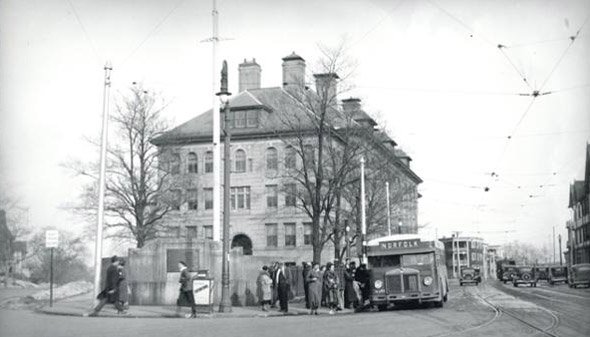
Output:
[282, 52, 305, 62]
[569, 180, 586, 207]
[152, 86, 422, 184]
[394, 148, 411, 160]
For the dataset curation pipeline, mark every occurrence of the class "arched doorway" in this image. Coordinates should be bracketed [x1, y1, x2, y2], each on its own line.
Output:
[231, 234, 253, 255]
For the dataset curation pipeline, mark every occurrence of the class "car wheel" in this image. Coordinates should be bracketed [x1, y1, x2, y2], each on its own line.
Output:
[377, 305, 388, 312]
[513, 282, 518, 287]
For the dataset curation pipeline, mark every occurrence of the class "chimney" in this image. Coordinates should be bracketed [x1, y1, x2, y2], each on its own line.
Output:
[342, 97, 361, 113]
[314, 73, 339, 104]
[238, 58, 261, 92]
[282, 52, 306, 90]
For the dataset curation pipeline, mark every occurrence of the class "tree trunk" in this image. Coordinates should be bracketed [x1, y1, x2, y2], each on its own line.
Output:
[333, 192, 342, 262]
[312, 215, 322, 264]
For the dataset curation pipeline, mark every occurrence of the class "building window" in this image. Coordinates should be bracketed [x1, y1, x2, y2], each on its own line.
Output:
[230, 186, 251, 210]
[303, 222, 312, 245]
[187, 188, 198, 210]
[204, 188, 213, 210]
[170, 189, 181, 210]
[246, 110, 258, 127]
[170, 153, 181, 175]
[266, 147, 278, 170]
[203, 225, 213, 240]
[266, 223, 278, 247]
[235, 149, 246, 173]
[266, 185, 278, 208]
[188, 152, 198, 173]
[229, 110, 259, 128]
[169, 226, 181, 238]
[186, 226, 197, 239]
[284, 223, 296, 247]
[285, 146, 296, 168]
[205, 151, 213, 173]
[285, 183, 297, 207]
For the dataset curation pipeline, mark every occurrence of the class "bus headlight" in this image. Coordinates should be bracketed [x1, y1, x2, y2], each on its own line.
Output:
[423, 276, 433, 286]
[374, 280, 383, 289]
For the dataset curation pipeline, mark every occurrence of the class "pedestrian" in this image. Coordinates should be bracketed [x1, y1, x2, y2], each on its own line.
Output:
[320, 265, 327, 307]
[276, 263, 290, 313]
[88, 256, 123, 316]
[175, 261, 197, 318]
[306, 262, 322, 315]
[302, 261, 311, 309]
[117, 259, 129, 314]
[323, 262, 340, 314]
[344, 261, 357, 309]
[355, 263, 370, 307]
[256, 266, 273, 311]
[270, 261, 279, 308]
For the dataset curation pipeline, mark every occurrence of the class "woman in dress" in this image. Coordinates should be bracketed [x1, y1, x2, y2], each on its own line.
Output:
[256, 266, 273, 311]
[306, 263, 322, 315]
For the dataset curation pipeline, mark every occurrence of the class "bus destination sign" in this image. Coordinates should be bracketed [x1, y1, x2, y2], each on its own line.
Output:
[379, 239, 421, 249]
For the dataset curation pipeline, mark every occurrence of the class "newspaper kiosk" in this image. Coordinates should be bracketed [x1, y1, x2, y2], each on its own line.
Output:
[192, 269, 214, 313]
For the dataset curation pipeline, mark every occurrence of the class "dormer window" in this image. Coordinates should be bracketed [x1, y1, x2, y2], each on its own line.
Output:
[228, 109, 259, 128]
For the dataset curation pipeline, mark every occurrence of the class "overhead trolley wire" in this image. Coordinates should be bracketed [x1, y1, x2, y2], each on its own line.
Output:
[65, 0, 103, 65]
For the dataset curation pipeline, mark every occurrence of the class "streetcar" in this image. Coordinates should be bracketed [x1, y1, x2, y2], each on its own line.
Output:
[365, 234, 449, 310]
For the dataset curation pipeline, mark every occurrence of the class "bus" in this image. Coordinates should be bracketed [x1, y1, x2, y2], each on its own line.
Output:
[365, 234, 449, 310]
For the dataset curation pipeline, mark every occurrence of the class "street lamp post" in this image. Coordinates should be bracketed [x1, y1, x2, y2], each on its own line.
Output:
[386, 181, 391, 236]
[558, 234, 562, 266]
[217, 60, 232, 313]
[345, 225, 351, 259]
[360, 157, 367, 265]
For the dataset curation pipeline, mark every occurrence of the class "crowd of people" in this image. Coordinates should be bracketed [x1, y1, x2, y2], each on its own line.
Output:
[256, 259, 371, 315]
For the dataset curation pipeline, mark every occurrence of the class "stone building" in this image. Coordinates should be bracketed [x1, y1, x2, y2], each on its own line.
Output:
[152, 52, 421, 265]
[440, 236, 485, 278]
[566, 143, 590, 265]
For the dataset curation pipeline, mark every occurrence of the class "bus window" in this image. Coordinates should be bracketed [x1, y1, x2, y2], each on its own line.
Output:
[369, 255, 401, 268]
[402, 253, 434, 266]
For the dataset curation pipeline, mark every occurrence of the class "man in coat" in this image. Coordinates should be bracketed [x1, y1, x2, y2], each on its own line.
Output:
[343, 261, 357, 309]
[88, 256, 123, 316]
[176, 261, 197, 318]
[276, 263, 290, 313]
[302, 262, 311, 309]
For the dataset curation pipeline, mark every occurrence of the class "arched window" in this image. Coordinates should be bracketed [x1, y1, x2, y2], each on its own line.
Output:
[235, 149, 246, 173]
[170, 153, 180, 175]
[205, 151, 213, 173]
[285, 146, 296, 169]
[187, 152, 198, 173]
[266, 147, 278, 170]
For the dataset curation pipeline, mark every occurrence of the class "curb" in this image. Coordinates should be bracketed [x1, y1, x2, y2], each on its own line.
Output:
[35, 305, 356, 319]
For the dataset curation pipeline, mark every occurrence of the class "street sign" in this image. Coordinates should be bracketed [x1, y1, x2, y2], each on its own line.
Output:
[45, 230, 59, 248]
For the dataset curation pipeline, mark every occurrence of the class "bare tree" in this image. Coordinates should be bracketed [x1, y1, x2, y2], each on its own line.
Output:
[65, 85, 175, 248]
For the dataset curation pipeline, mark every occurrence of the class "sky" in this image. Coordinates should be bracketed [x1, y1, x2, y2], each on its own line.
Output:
[1, 0, 589, 256]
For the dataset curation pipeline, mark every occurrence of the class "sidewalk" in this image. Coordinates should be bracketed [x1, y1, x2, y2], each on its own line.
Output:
[37, 293, 355, 319]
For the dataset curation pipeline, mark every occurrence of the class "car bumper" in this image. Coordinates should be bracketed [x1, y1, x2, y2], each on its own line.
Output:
[371, 292, 440, 304]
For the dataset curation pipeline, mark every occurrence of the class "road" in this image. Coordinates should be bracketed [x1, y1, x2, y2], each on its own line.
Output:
[1, 281, 588, 337]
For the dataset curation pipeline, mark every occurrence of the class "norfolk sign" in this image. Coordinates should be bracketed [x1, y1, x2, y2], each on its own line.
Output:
[379, 239, 421, 249]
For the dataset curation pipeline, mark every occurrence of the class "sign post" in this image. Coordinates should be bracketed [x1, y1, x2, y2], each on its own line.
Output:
[45, 230, 59, 307]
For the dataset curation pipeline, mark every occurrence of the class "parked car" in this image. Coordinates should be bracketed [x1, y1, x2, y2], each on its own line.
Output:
[547, 266, 568, 285]
[512, 266, 537, 287]
[568, 263, 590, 288]
[536, 266, 548, 281]
[460, 267, 481, 286]
[501, 265, 517, 284]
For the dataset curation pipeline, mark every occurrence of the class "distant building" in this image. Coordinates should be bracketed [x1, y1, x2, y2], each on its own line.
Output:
[152, 52, 422, 264]
[566, 143, 590, 265]
[440, 236, 485, 278]
[0, 210, 27, 280]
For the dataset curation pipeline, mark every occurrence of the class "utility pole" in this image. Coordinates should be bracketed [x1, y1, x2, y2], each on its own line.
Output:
[553, 226, 556, 264]
[558, 234, 562, 266]
[211, 0, 221, 242]
[217, 60, 232, 313]
[360, 156, 367, 265]
[386, 181, 391, 236]
[93, 62, 112, 303]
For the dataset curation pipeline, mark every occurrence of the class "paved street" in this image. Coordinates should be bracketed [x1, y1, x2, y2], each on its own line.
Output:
[1, 280, 588, 337]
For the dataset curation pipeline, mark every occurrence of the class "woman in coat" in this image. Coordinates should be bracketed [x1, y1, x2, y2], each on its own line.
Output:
[306, 263, 322, 315]
[323, 262, 340, 314]
[117, 259, 129, 313]
[343, 261, 357, 309]
[256, 266, 273, 311]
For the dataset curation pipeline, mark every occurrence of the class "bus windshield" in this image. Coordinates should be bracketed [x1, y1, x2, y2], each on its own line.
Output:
[368, 255, 401, 268]
[402, 253, 434, 266]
